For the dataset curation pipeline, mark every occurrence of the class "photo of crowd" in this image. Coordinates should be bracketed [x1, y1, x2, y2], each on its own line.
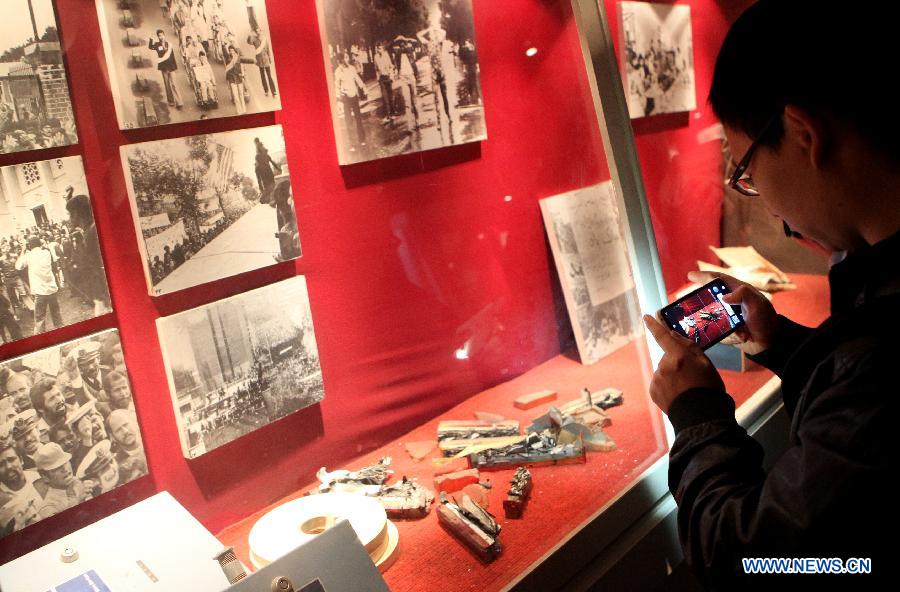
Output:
[0, 0, 78, 155]
[157, 277, 323, 458]
[96, 0, 281, 129]
[0, 157, 112, 346]
[619, 1, 696, 118]
[122, 125, 300, 296]
[0, 330, 147, 539]
[318, 0, 486, 165]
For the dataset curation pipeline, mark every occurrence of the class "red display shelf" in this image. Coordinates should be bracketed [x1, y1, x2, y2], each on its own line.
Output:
[216, 274, 829, 590]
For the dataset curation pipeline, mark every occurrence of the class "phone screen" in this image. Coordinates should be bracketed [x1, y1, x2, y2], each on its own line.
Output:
[659, 279, 746, 350]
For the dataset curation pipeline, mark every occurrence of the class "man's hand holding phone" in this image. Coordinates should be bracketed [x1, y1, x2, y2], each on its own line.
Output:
[686, 271, 779, 356]
[644, 270, 783, 414]
[643, 314, 725, 414]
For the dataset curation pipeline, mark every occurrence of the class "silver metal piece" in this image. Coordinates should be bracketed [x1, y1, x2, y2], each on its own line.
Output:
[271, 576, 295, 592]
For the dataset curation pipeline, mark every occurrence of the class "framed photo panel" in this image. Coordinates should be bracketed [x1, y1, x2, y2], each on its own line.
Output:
[0, 0, 78, 155]
[157, 276, 324, 458]
[96, 0, 282, 129]
[316, 0, 487, 164]
[120, 124, 301, 296]
[0, 329, 147, 539]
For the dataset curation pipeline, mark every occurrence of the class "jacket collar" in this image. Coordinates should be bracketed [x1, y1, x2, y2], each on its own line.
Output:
[829, 229, 900, 314]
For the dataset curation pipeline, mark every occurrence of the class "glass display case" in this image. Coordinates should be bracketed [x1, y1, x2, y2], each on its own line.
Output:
[0, 1, 818, 590]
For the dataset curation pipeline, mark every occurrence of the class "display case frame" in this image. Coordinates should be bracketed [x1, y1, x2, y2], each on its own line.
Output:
[0, 0, 815, 590]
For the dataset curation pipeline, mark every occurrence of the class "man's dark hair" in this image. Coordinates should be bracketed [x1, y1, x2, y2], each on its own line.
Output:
[29, 378, 57, 412]
[709, 1, 900, 160]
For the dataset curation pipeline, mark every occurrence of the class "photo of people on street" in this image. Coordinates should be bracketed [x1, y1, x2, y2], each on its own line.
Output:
[0, 157, 112, 346]
[317, 0, 486, 165]
[121, 125, 301, 296]
[157, 276, 324, 458]
[619, 1, 696, 118]
[96, 0, 281, 129]
[0, 329, 147, 539]
[0, 0, 78, 155]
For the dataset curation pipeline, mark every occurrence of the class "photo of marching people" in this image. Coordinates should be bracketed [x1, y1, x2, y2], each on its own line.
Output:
[1, 0, 78, 155]
[96, 0, 281, 129]
[0, 157, 112, 346]
[0, 329, 147, 539]
[618, 1, 696, 119]
[317, 0, 486, 165]
[121, 125, 301, 296]
[157, 276, 324, 458]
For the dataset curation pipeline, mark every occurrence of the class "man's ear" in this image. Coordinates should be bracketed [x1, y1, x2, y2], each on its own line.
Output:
[783, 105, 830, 169]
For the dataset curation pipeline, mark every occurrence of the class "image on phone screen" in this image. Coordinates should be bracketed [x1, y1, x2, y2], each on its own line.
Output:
[659, 279, 746, 350]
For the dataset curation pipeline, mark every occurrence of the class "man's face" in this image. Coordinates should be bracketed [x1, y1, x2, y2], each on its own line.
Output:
[79, 358, 100, 381]
[113, 418, 137, 448]
[109, 378, 132, 410]
[42, 125, 52, 136]
[0, 447, 24, 487]
[16, 428, 39, 456]
[6, 375, 32, 412]
[89, 410, 106, 442]
[44, 386, 67, 418]
[44, 462, 74, 489]
[51, 427, 77, 454]
[157, 32, 166, 42]
[724, 122, 842, 253]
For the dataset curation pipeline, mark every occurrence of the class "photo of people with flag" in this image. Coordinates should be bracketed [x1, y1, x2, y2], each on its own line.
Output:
[121, 125, 300, 296]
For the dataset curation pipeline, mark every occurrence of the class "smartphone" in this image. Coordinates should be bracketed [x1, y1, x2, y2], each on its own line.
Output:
[657, 278, 746, 350]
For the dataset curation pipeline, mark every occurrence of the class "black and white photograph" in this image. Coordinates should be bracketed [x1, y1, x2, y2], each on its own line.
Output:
[95, 0, 282, 129]
[619, 1, 695, 119]
[0, 0, 78, 155]
[316, 0, 486, 165]
[121, 125, 301, 296]
[0, 329, 147, 539]
[156, 276, 324, 458]
[540, 183, 640, 365]
[0, 156, 112, 345]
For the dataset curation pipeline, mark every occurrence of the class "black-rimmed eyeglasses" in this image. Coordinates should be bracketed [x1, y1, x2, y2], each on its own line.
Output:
[727, 112, 781, 197]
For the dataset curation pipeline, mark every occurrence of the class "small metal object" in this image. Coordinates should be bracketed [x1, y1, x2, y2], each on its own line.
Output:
[271, 576, 295, 592]
[60, 546, 78, 563]
[213, 546, 247, 584]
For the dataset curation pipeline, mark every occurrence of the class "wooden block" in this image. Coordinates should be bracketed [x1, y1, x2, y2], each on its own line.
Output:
[431, 456, 470, 476]
[403, 440, 435, 462]
[434, 468, 480, 493]
[436, 503, 501, 563]
[513, 389, 557, 410]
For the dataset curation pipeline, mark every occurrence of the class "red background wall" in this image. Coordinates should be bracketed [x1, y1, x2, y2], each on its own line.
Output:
[0, 0, 749, 561]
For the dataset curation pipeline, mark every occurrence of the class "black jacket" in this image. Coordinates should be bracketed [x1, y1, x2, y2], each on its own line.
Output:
[667, 230, 900, 591]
